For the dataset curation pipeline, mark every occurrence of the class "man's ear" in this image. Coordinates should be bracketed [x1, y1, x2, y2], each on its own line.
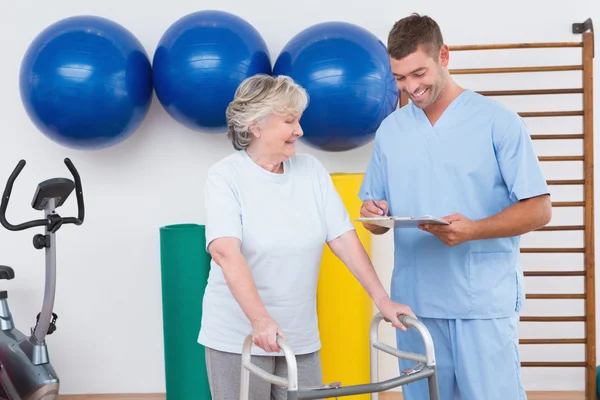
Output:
[439, 44, 449, 67]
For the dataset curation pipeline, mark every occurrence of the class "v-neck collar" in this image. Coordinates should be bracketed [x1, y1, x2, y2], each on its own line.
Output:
[414, 89, 471, 135]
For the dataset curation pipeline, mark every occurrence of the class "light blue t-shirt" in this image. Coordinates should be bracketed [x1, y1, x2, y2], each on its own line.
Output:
[199, 150, 355, 355]
[359, 89, 549, 319]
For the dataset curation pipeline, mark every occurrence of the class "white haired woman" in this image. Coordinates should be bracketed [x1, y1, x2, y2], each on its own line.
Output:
[198, 74, 415, 400]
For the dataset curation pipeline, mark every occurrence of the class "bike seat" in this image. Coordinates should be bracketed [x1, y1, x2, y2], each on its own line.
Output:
[0, 266, 14, 280]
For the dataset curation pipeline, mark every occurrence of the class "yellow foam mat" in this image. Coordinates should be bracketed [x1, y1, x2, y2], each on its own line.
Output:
[317, 173, 373, 399]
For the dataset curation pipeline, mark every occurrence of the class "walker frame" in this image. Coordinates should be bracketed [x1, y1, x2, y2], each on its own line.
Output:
[239, 313, 440, 400]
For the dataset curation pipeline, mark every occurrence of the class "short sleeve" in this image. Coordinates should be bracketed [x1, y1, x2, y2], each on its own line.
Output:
[494, 114, 550, 203]
[314, 159, 355, 243]
[204, 167, 243, 250]
[358, 133, 387, 203]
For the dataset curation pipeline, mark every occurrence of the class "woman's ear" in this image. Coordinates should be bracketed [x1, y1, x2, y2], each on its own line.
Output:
[249, 120, 261, 138]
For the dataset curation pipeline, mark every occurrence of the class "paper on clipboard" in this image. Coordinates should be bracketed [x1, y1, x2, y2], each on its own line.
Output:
[356, 215, 450, 229]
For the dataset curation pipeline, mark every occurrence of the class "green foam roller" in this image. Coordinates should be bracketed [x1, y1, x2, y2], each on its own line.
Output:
[160, 223, 212, 400]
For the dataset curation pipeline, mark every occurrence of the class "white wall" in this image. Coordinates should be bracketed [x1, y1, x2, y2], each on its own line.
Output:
[1, 0, 598, 395]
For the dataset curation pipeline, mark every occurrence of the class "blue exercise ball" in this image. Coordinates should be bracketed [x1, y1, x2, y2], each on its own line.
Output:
[19, 15, 153, 150]
[153, 10, 271, 132]
[274, 22, 398, 152]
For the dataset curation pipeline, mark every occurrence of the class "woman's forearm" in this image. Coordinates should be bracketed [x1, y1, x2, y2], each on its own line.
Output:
[210, 239, 270, 324]
[328, 230, 390, 307]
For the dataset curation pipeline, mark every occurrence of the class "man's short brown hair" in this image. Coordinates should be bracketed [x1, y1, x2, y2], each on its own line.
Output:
[387, 13, 444, 61]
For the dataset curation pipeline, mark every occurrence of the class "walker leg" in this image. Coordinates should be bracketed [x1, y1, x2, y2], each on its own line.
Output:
[240, 368, 250, 400]
[240, 363, 250, 400]
[370, 342, 378, 400]
[427, 367, 440, 400]
[240, 336, 252, 400]
[370, 314, 379, 400]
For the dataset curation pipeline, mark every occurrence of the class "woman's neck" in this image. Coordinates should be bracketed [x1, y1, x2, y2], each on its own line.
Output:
[245, 147, 284, 174]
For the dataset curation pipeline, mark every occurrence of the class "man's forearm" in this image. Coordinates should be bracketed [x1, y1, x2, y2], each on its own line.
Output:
[472, 195, 552, 240]
[328, 231, 390, 306]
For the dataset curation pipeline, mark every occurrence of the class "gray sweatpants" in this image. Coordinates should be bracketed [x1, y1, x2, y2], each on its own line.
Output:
[205, 346, 324, 400]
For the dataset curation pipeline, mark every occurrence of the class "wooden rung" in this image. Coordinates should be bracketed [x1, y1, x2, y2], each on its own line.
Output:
[521, 362, 586, 367]
[478, 88, 583, 96]
[537, 225, 584, 231]
[521, 316, 585, 322]
[520, 338, 586, 344]
[520, 111, 584, 117]
[531, 134, 584, 140]
[451, 65, 582, 74]
[449, 42, 583, 50]
[552, 201, 584, 207]
[520, 248, 585, 253]
[539, 155, 583, 161]
[524, 271, 585, 277]
[526, 294, 585, 299]
[547, 179, 584, 185]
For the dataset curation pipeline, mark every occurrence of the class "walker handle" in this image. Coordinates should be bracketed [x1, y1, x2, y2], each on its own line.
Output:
[239, 334, 299, 400]
[376, 313, 436, 366]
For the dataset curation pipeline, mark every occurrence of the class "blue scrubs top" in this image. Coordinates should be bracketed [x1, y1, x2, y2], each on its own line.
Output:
[359, 89, 549, 319]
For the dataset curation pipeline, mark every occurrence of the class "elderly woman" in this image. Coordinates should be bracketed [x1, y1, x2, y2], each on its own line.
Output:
[198, 74, 414, 400]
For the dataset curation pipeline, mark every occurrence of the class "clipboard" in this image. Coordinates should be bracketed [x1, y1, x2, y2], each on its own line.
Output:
[356, 215, 450, 229]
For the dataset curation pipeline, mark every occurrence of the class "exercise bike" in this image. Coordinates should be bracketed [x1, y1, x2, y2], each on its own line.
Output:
[0, 158, 84, 399]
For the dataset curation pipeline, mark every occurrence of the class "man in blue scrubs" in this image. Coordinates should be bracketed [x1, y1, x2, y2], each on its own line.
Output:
[359, 13, 552, 400]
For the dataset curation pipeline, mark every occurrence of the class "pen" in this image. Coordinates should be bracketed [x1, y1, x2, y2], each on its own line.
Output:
[365, 192, 386, 216]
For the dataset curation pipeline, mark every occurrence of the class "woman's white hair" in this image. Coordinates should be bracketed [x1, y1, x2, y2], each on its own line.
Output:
[226, 74, 309, 150]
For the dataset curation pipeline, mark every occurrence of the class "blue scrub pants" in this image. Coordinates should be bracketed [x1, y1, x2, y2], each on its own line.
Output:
[396, 315, 526, 400]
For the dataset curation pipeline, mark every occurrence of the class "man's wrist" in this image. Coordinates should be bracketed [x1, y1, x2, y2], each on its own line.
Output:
[469, 219, 486, 241]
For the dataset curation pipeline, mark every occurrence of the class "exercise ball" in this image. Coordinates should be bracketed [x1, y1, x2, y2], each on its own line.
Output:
[19, 16, 153, 150]
[153, 10, 271, 132]
[274, 22, 398, 152]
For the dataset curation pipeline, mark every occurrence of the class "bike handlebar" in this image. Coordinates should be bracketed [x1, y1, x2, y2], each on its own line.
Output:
[0, 158, 85, 231]
[62, 158, 85, 226]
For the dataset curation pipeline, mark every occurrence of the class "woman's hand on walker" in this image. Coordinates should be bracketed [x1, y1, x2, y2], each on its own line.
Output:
[376, 297, 417, 331]
[251, 315, 286, 353]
